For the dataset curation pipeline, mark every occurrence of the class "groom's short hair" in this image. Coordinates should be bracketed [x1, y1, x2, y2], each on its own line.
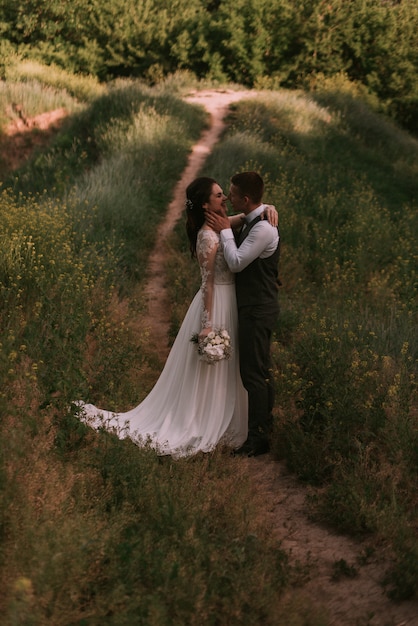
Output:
[231, 171, 264, 204]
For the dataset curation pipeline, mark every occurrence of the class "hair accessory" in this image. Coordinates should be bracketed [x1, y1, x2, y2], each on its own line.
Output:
[185, 199, 194, 210]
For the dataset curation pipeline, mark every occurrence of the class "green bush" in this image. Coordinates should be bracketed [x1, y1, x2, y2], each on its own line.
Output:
[1, 0, 417, 130]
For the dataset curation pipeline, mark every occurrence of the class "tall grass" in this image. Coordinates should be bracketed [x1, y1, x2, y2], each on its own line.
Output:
[5, 80, 207, 282]
[0, 61, 104, 131]
[4, 59, 105, 102]
[0, 77, 208, 408]
[0, 80, 82, 124]
[2, 418, 295, 625]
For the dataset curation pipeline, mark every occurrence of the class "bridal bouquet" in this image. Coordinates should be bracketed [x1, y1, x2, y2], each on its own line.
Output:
[190, 328, 232, 364]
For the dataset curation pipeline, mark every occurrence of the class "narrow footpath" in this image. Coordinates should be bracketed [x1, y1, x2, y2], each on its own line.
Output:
[141, 89, 254, 362]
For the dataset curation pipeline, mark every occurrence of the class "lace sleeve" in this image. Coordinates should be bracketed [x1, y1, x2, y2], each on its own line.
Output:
[196, 229, 219, 330]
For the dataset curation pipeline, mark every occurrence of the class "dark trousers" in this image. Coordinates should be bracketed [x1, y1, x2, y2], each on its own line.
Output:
[238, 304, 277, 446]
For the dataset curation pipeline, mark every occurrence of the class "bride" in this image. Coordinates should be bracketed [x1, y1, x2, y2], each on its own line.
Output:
[76, 177, 273, 457]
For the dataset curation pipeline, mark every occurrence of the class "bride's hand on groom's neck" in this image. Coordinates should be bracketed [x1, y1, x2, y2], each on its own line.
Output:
[262, 205, 279, 227]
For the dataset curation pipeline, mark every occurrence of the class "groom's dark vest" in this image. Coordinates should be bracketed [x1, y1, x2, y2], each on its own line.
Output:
[234, 216, 280, 309]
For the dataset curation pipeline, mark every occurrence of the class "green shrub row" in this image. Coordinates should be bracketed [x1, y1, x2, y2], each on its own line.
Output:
[1, 0, 418, 132]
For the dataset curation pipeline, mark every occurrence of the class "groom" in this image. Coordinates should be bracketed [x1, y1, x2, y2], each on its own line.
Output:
[206, 171, 280, 456]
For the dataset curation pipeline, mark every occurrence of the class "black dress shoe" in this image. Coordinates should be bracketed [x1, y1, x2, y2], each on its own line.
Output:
[233, 439, 270, 457]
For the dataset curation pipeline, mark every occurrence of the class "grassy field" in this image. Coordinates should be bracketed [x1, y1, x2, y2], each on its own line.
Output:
[0, 64, 417, 622]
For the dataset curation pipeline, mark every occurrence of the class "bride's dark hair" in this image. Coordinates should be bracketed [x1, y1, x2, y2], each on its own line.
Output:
[185, 177, 217, 258]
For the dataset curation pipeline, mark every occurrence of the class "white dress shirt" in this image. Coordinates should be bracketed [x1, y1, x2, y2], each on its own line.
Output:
[220, 204, 280, 273]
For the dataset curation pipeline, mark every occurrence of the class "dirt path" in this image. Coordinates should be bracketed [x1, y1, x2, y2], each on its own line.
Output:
[141, 89, 254, 361]
[250, 455, 418, 626]
[141, 89, 418, 626]
[0, 106, 68, 174]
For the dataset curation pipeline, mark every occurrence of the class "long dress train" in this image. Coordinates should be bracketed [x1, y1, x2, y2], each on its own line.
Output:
[76, 229, 248, 458]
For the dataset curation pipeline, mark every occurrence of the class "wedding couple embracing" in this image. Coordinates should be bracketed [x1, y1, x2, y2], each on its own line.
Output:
[76, 171, 280, 458]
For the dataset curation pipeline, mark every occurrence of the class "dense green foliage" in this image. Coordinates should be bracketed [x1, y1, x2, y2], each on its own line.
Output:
[1, 0, 417, 131]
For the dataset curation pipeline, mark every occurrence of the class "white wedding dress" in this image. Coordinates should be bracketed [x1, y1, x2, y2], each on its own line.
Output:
[76, 228, 248, 457]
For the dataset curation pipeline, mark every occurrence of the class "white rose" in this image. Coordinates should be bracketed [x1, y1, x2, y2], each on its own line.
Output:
[205, 345, 224, 359]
